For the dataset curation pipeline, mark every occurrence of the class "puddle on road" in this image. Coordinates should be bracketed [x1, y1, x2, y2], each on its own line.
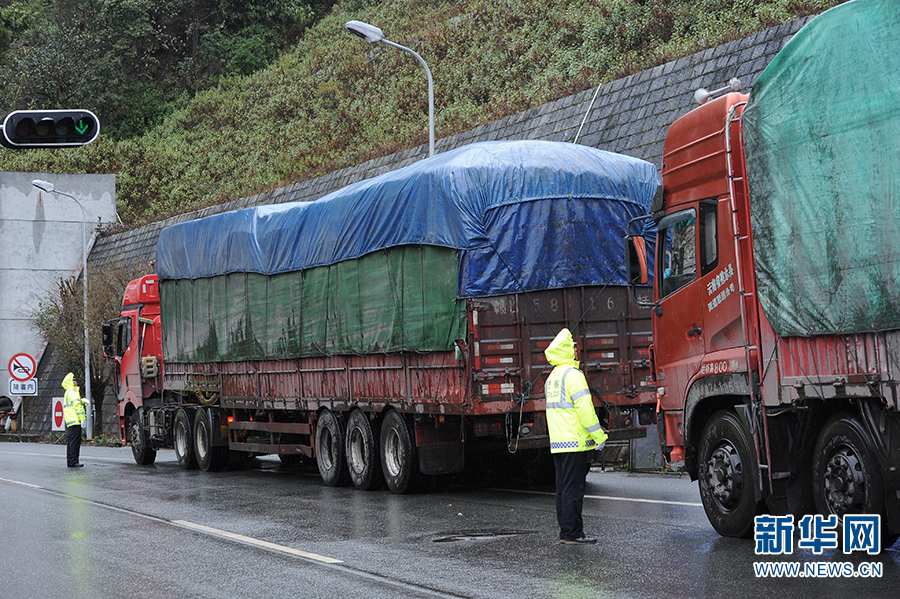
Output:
[432, 529, 535, 542]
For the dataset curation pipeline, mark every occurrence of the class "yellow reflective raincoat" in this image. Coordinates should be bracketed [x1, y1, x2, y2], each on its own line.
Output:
[62, 372, 87, 428]
[544, 329, 608, 453]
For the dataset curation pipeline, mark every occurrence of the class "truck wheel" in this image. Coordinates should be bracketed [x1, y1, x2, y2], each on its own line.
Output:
[698, 410, 760, 538]
[130, 409, 156, 466]
[315, 409, 350, 487]
[174, 408, 198, 470]
[194, 408, 227, 472]
[380, 410, 421, 494]
[345, 409, 383, 490]
[812, 414, 885, 521]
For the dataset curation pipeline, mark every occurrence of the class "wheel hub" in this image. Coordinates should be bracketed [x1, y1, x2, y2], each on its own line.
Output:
[384, 429, 402, 477]
[823, 446, 864, 514]
[348, 429, 365, 474]
[196, 423, 208, 459]
[175, 423, 187, 455]
[320, 429, 336, 470]
[705, 442, 743, 511]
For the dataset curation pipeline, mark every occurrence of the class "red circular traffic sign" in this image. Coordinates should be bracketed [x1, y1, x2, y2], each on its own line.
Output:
[8, 353, 36, 382]
[53, 398, 65, 429]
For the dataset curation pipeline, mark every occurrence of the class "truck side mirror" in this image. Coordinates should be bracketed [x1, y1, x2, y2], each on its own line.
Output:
[626, 236, 649, 285]
[625, 235, 658, 309]
[102, 322, 114, 359]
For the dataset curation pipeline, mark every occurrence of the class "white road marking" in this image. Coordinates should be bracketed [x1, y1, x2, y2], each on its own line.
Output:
[0, 450, 133, 463]
[0, 476, 43, 489]
[173, 520, 343, 564]
[0, 473, 343, 565]
[500, 487, 703, 507]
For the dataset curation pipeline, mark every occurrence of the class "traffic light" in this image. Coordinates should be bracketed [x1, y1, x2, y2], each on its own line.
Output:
[1, 109, 100, 148]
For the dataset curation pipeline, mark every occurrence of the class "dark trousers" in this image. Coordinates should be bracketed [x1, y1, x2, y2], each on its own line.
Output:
[554, 450, 592, 540]
[66, 424, 82, 466]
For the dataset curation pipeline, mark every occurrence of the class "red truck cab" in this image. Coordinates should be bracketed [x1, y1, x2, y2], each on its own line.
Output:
[650, 92, 755, 466]
[627, 85, 900, 540]
[102, 274, 164, 441]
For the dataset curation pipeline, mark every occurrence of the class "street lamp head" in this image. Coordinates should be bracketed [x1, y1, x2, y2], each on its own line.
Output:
[343, 19, 435, 158]
[32, 179, 55, 193]
[345, 20, 384, 44]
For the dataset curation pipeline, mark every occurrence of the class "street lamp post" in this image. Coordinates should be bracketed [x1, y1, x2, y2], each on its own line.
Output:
[345, 20, 435, 158]
[32, 179, 92, 439]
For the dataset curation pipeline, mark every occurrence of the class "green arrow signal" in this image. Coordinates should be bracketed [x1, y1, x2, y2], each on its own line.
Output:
[2, 109, 99, 147]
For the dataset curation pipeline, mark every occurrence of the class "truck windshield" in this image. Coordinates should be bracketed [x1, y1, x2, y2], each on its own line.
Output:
[657, 209, 697, 300]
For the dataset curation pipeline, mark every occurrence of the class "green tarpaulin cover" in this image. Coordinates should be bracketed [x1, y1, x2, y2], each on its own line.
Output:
[161, 245, 464, 362]
[743, 0, 900, 337]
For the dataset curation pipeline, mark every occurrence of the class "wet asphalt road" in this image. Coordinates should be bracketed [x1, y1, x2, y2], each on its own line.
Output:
[1, 442, 898, 599]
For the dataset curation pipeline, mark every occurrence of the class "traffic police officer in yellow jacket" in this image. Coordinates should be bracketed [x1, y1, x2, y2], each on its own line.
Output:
[62, 372, 88, 468]
[545, 328, 608, 544]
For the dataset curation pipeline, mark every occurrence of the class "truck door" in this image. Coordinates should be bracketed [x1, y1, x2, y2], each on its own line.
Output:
[697, 198, 743, 356]
[116, 314, 143, 404]
[653, 208, 705, 402]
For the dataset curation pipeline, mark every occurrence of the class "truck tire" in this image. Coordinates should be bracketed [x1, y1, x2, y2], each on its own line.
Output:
[130, 409, 156, 466]
[174, 407, 198, 470]
[194, 407, 228, 472]
[380, 410, 421, 494]
[345, 409, 383, 490]
[812, 414, 885, 521]
[315, 409, 351, 487]
[697, 410, 760, 538]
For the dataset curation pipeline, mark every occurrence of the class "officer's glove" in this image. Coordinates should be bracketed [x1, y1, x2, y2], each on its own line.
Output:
[594, 429, 608, 452]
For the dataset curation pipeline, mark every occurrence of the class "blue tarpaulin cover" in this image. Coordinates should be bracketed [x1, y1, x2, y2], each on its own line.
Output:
[156, 140, 659, 297]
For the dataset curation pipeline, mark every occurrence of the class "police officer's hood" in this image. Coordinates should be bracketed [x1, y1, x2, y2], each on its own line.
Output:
[62, 372, 78, 392]
[544, 328, 579, 368]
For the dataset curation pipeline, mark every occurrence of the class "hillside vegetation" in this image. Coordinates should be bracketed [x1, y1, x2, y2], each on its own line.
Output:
[0, 0, 845, 225]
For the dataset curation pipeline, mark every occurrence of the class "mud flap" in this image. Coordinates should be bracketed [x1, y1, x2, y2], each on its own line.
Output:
[415, 416, 465, 475]
[735, 403, 763, 502]
[762, 408, 815, 517]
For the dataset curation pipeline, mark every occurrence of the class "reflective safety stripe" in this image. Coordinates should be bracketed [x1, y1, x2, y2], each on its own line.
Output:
[560, 368, 574, 385]
[548, 368, 577, 409]
[560, 368, 574, 404]
[546, 363, 607, 453]
[571, 389, 590, 401]
[551, 439, 596, 450]
[551, 441, 580, 450]
[62, 390, 86, 427]
[546, 400, 575, 409]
